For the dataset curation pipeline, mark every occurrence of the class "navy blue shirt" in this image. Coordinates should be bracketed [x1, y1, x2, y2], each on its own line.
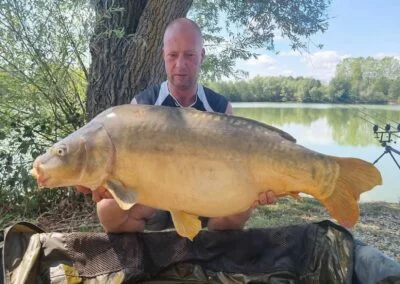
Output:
[133, 81, 228, 114]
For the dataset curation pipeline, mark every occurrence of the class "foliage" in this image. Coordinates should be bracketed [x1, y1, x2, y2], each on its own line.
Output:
[330, 57, 400, 103]
[205, 56, 400, 104]
[0, 0, 92, 217]
[205, 76, 330, 103]
[189, 0, 332, 80]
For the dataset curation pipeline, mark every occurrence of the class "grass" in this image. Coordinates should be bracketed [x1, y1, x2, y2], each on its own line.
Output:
[247, 197, 329, 228]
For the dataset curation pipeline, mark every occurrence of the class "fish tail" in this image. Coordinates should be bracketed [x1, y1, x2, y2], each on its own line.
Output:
[322, 157, 382, 228]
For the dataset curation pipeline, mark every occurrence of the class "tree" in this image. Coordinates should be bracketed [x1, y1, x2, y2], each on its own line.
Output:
[0, 0, 91, 215]
[86, 0, 332, 119]
[86, 0, 192, 119]
[388, 79, 400, 102]
[329, 77, 351, 103]
[331, 56, 400, 103]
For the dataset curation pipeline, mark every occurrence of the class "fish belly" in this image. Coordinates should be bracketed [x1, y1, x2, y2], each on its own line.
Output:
[115, 152, 258, 217]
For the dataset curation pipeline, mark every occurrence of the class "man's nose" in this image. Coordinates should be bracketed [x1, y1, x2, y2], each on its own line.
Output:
[175, 54, 186, 68]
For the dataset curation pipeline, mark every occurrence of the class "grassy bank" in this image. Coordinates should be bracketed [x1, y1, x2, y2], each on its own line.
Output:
[2, 197, 399, 261]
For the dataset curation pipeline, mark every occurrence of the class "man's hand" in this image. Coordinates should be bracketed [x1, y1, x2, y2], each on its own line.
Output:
[75, 185, 113, 203]
[251, 191, 277, 209]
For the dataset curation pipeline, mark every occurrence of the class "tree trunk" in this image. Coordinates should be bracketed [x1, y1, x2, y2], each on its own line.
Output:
[86, 0, 193, 120]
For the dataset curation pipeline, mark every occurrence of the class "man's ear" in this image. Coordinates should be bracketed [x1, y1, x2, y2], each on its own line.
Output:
[201, 48, 205, 63]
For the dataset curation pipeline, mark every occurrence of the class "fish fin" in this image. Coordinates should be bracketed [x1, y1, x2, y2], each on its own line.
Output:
[105, 179, 137, 210]
[323, 157, 382, 228]
[170, 210, 201, 241]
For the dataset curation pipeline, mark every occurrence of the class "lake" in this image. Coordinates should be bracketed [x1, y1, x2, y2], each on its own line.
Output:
[232, 102, 400, 203]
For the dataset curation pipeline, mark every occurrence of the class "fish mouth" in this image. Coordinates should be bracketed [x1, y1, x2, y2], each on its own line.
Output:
[37, 175, 51, 188]
[31, 167, 39, 179]
[31, 163, 51, 188]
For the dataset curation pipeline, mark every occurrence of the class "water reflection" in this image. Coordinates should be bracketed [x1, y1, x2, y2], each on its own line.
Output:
[232, 103, 400, 202]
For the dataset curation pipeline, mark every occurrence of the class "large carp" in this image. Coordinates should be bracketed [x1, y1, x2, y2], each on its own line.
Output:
[31, 104, 382, 240]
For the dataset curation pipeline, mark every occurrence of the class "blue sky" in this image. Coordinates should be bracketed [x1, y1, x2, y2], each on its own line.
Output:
[232, 0, 400, 82]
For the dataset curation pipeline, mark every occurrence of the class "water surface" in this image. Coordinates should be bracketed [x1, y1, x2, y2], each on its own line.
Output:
[232, 102, 400, 202]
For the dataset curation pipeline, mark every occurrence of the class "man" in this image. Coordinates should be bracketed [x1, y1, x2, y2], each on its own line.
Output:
[77, 18, 276, 233]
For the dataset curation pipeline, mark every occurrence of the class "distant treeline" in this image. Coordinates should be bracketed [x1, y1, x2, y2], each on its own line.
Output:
[205, 56, 400, 104]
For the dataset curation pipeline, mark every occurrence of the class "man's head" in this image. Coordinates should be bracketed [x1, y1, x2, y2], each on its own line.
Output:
[163, 18, 205, 92]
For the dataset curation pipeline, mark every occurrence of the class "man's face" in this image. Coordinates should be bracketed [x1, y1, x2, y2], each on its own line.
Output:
[163, 30, 204, 91]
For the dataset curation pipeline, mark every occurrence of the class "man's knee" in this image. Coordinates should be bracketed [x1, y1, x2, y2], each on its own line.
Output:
[96, 200, 158, 233]
[354, 241, 400, 284]
[96, 199, 131, 232]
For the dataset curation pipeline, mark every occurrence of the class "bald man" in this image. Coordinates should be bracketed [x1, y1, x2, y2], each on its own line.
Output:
[77, 18, 276, 233]
[132, 18, 233, 113]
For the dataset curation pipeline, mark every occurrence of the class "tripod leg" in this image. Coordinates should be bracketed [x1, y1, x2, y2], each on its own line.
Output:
[373, 150, 388, 165]
[388, 151, 400, 170]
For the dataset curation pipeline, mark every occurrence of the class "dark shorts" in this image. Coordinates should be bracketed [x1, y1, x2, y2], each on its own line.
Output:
[145, 210, 209, 231]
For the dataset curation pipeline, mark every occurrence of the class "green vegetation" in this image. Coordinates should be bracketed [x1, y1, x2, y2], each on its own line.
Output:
[190, 0, 331, 81]
[205, 57, 400, 104]
[0, 0, 91, 218]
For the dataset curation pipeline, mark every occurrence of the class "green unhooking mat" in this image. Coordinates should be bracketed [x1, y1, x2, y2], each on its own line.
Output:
[1, 220, 399, 283]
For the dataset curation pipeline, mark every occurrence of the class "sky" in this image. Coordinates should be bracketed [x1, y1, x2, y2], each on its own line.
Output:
[233, 0, 400, 83]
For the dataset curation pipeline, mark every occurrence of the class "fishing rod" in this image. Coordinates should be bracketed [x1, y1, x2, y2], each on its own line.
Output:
[360, 107, 400, 126]
[358, 108, 400, 140]
[357, 109, 400, 170]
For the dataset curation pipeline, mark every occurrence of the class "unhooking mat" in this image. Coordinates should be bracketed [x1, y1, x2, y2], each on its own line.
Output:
[1, 220, 399, 283]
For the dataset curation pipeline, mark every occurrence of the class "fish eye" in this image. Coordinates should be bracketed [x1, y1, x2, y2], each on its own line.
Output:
[56, 147, 67, 156]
